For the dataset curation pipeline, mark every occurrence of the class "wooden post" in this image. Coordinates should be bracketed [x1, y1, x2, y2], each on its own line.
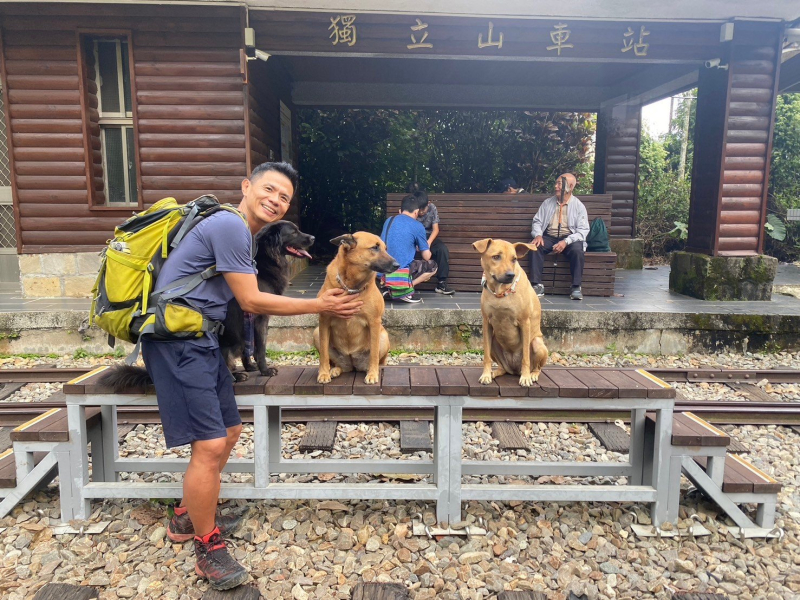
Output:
[686, 21, 783, 256]
[594, 101, 642, 239]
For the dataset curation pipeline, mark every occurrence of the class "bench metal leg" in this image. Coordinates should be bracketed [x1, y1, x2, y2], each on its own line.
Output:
[666, 453, 683, 523]
[433, 405, 449, 525]
[56, 447, 75, 522]
[681, 456, 757, 529]
[447, 404, 463, 527]
[14, 447, 34, 480]
[87, 419, 104, 483]
[101, 406, 118, 482]
[629, 409, 645, 485]
[254, 406, 269, 489]
[66, 404, 91, 520]
[756, 500, 776, 529]
[268, 406, 281, 471]
[649, 407, 673, 526]
[706, 455, 725, 488]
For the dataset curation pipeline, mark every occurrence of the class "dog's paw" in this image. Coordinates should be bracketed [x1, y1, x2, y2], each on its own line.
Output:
[244, 364, 259, 372]
[531, 371, 540, 383]
[260, 367, 278, 377]
[330, 367, 342, 379]
[479, 372, 494, 385]
[364, 371, 380, 385]
[317, 371, 332, 384]
[519, 373, 534, 387]
[233, 372, 249, 382]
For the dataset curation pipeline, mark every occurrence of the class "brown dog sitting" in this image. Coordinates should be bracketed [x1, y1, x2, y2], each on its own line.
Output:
[314, 232, 399, 384]
[473, 238, 549, 387]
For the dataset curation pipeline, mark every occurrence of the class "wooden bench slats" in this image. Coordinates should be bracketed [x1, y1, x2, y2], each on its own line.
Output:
[595, 370, 648, 398]
[381, 367, 410, 395]
[436, 367, 469, 395]
[528, 371, 559, 397]
[0, 448, 16, 488]
[695, 454, 782, 494]
[568, 369, 617, 398]
[646, 411, 729, 447]
[352, 371, 381, 395]
[626, 370, 675, 399]
[63, 366, 112, 394]
[462, 367, 499, 397]
[264, 366, 304, 395]
[294, 368, 323, 395]
[494, 374, 529, 397]
[324, 370, 356, 395]
[409, 367, 439, 396]
[12, 406, 102, 443]
[232, 374, 272, 395]
[544, 369, 589, 398]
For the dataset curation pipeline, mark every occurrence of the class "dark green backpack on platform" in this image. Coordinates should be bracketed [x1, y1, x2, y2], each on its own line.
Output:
[586, 217, 611, 253]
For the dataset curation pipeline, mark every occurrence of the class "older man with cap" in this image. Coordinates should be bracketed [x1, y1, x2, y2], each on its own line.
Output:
[529, 173, 589, 300]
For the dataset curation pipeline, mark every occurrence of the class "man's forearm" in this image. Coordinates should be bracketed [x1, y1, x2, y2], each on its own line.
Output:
[242, 292, 321, 316]
[427, 232, 438, 246]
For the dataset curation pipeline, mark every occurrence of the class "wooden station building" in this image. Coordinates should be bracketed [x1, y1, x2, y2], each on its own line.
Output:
[0, 0, 797, 298]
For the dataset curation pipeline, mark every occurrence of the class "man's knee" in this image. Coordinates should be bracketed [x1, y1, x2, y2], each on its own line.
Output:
[191, 437, 229, 465]
[226, 424, 243, 446]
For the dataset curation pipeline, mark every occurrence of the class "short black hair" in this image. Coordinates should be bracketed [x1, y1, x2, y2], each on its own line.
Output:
[250, 162, 299, 199]
[497, 178, 517, 193]
[400, 194, 420, 213]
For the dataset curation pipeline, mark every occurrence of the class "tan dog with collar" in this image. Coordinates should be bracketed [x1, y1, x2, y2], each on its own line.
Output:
[474, 238, 548, 387]
[314, 232, 399, 385]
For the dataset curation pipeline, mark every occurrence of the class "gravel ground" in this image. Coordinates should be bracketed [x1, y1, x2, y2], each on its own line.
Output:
[1, 351, 800, 599]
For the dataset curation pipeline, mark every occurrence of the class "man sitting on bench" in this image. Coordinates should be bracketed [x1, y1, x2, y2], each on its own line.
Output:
[529, 173, 589, 300]
[414, 186, 454, 296]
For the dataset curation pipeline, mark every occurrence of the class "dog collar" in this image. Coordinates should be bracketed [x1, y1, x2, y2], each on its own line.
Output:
[336, 273, 367, 295]
[481, 273, 520, 298]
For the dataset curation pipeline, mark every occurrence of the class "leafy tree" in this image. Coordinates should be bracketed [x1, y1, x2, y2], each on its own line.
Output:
[297, 109, 596, 248]
[766, 93, 800, 261]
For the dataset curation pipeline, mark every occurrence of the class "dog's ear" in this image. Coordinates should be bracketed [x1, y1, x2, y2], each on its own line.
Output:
[514, 242, 538, 259]
[472, 238, 492, 254]
[330, 234, 357, 250]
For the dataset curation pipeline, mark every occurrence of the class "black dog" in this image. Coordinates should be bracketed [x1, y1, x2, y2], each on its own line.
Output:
[220, 220, 314, 380]
[99, 220, 314, 391]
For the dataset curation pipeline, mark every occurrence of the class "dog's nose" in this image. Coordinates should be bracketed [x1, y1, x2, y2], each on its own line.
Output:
[309, 236, 315, 244]
[500, 272, 515, 283]
[390, 261, 400, 271]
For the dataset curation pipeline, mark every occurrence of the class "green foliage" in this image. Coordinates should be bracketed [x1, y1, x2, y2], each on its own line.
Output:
[636, 128, 691, 258]
[765, 214, 787, 241]
[73, 348, 90, 359]
[766, 93, 800, 261]
[298, 109, 595, 246]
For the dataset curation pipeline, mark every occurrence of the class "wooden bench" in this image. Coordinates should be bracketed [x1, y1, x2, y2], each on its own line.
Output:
[61, 365, 676, 526]
[644, 411, 781, 529]
[386, 193, 617, 296]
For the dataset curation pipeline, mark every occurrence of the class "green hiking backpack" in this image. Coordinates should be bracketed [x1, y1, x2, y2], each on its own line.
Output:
[89, 195, 248, 361]
[586, 217, 611, 253]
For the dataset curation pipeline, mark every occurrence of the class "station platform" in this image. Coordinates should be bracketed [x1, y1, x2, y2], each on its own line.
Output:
[0, 264, 797, 356]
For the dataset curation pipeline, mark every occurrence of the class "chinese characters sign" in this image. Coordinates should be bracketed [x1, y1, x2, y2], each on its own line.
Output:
[324, 16, 656, 57]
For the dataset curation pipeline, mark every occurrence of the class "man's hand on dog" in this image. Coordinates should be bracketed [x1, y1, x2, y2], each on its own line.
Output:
[531, 236, 543, 250]
[319, 288, 363, 318]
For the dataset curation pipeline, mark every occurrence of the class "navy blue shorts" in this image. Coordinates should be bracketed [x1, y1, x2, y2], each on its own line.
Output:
[142, 339, 241, 448]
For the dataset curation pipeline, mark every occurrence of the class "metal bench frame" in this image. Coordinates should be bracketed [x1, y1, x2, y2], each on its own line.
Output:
[62, 391, 675, 526]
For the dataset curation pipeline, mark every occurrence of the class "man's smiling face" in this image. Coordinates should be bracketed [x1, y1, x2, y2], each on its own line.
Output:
[241, 169, 293, 230]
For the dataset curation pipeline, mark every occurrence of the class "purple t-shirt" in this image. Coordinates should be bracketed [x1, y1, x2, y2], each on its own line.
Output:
[154, 210, 255, 346]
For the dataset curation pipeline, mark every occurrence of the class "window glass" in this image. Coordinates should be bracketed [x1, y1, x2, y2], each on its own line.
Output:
[97, 41, 121, 115]
[120, 41, 132, 114]
[103, 127, 126, 203]
[125, 128, 137, 204]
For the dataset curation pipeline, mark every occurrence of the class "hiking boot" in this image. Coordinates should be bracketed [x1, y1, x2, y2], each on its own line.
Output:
[168, 506, 245, 542]
[398, 293, 423, 303]
[570, 286, 583, 301]
[435, 282, 455, 296]
[194, 527, 249, 590]
[532, 284, 545, 297]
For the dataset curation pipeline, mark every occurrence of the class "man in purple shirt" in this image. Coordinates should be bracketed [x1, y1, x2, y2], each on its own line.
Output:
[144, 162, 362, 590]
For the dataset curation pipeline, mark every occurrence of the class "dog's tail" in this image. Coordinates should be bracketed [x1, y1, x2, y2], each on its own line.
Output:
[98, 365, 152, 392]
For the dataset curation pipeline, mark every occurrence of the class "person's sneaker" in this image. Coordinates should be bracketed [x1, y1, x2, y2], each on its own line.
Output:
[398, 293, 423, 303]
[168, 506, 245, 542]
[435, 282, 455, 296]
[194, 527, 249, 590]
[532, 284, 545, 297]
[381, 289, 390, 299]
[570, 286, 583, 301]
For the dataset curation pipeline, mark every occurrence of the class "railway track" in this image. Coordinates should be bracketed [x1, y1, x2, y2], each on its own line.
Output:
[1, 366, 799, 427]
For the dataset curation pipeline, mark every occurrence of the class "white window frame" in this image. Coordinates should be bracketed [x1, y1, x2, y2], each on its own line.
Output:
[93, 38, 136, 206]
